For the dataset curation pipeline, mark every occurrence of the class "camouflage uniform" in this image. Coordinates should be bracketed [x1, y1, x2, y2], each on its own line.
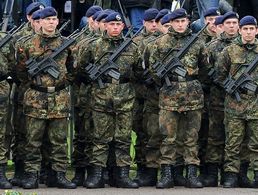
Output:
[204, 32, 240, 165]
[216, 37, 258, 173]
[16, 30, 75, 174]
[71, 26, 97, 170]
[147, 27, 204, 166]
[133, 28, 161, 168]
[78, 32, 139, 168]
[0, 33, 10, 165]
[196, 28, 215, 168]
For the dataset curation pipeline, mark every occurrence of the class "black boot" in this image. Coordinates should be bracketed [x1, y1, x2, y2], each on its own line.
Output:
[133, 164, 146, 183]
[223, 172, 238, 188]
[115, 166, 139, 188]
[21, 172, 38, 189]
[45, 167, 56, 187]
[84, 166, 105, 188]
[71, 167, 85, 186]
[239, 163, 252, 188]
[137, 167, 157, 187]
[185, 165, 203, 188]
[156, 165, 174, 189]
[173, 165, 186, 186]
[56, 172, 77, 189]
[39, 163, 51, 184]
[253, 171, 258, 188]
[202, 163, 218, 187]
[10, 161, 24, 187]
[0, 165, 12, 189]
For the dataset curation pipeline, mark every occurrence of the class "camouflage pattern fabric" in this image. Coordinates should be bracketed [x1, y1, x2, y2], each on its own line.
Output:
[146, 27, 204, 166]
[78, 32, 139, 167]
[216, 37, 258, 173]
[24, 117, 68, 172]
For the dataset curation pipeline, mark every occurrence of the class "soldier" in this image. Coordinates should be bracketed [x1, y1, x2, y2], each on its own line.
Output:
[155, 9, 171, 33]
[0, 34, 12, 189]
[197, 7, 220, 179]
[71, 5, 103, 186]
[146, 8, 204, 189]
[10, 2, 45, 187]
[160, 14, 173, 34]
[133, 8, 161, 187]
[202, 11, 239, 187]
[78, 12, 139, 189]
[16, 7, 76, 189]
[215, 15, 258, 188]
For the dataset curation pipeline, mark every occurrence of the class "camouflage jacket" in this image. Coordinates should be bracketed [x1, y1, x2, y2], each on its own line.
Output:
[147, 27, 204, 112]
[205, 32, 238, 111]
[16, 30, 75, 119]
[78, 31, 140, 112]
[216, 37, 258, 119]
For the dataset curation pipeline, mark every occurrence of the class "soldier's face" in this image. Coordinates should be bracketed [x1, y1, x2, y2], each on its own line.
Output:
[223, 18, 239, 36]
[216, 24, 224, 36]
[161, 23, 172, 34]
[144, 19, 158, 33]
[93, 20, 100, 31]
[239, 25, 258, 43]
[170, 18, 189, 33]
[88, 17, 95, 30]
[105, 21, 124, 37]
[40, 16, 59, 34]
[99, 21, 106, 32]
[32, 19, 41, 33]
[205, 16, 217, 33]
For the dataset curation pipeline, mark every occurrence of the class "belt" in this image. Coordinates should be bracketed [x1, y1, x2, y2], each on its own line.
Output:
[102, 77, 130, 84]
[168, 75, 198, 82]
[30, 84, 66, 93]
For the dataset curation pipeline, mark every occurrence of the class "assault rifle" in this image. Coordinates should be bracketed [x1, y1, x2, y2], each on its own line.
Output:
[85, 26, 143, 88]
[223, 55, 258, 102]
[149, 23, 208, 87]
[0, 22, 25, 48]
[26, 29, 80, 85]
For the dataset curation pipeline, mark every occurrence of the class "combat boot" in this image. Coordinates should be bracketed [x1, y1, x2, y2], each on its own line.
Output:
[71, 167, 85, 186]
[185, 165, 203, 188]
[0, 165, 12, 189]
[21, 172, 38, 189]
[133, 164, 146, 183]
[173, 165, 186, 186]
[253, 171, 258, 188]
[156, 165, 174, 189]
[10, 160, 24, 187]
[238, 163, 252, 188]
[202, 163, 218, 187]
[223, 172, 238, 188]
[137, 167, 157, 186]
[115, 166, 139, 188]
[45, 167, 56, 187]
[56, 172, 77, 189]
[84, 166, 105, 188]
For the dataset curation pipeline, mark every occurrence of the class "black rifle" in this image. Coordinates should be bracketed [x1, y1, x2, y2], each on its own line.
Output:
[149, 23, 208, 87]
[0, 22, 25, 49]
[26, 30, 81, 85]
[117, 0, 133, 37]
[223, 55, 258, 101]
[1, 0, 14, 32]
[85, 26, 143, 88]
[59, 19, 71, 33]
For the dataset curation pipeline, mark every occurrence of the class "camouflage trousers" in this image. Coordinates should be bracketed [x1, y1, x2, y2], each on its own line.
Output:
[159, 109, 202, 165]
[24, 117, 69, 173]
[90, 110, 133, 167]
[205, 109, 225, 164]
[0, 96, 8, 164]
[224, 114, 253, 173]
[198, 91, 210, 166]
[133, 97, 146, 166]
[72, 83, 94, 168]
[143, 88, 161, 168]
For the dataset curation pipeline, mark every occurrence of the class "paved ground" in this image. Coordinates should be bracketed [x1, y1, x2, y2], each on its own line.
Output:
[1, 186, 258, 195]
